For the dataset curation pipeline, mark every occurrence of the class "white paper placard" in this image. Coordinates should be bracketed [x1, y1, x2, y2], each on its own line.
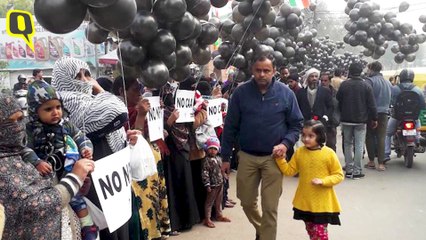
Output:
[91, 147, 132, 233]
[145, 96, 164, 141]
[207, 98, 223, 127]
[175, 90, 195, 123]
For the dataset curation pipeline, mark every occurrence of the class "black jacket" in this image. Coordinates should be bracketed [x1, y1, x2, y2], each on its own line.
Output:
[296, 86, 333, 126]
[337, 76, 378, 123]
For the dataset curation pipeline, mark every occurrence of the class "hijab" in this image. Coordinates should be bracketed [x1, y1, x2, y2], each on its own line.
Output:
[0, 95, 26, 155]
[51, 57, 127, 153]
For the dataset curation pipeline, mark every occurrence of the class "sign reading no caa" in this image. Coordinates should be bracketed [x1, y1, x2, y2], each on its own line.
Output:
[91, 147, 132, 232]
[175, 90, 195, 123]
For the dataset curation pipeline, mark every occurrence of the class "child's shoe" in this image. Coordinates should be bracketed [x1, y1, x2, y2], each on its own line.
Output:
[81, 224, 98, 240]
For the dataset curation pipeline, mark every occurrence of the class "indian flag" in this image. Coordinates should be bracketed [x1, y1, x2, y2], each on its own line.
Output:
[288, 0, 310, 9]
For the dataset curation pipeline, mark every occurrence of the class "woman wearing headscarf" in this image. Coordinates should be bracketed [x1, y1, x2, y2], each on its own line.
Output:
[112, 76, 171, 239]
[0, 94, 94, 240]
[51, 57, 130, 240]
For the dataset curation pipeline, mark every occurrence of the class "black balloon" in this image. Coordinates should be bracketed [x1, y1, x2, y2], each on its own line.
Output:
[254, 27, 269, 41]
[141, 60, 169, 88]
[349, 9, 360, 21]
[130, 11, 158, 45]
[175, 45, 192, 67]
[368, 11, 382, 23]
[213, 55, 228, 69]
[238, 1, 253, 16]
[198, 23, 219, 45]
[153, 0, 187, 23]
[233, 6, 245, 23]
[399, 1, 409, 12]
[279, 3, 292, 17]
[219, 41, 234, 60]
[254, 44, 273, 58]
[243, 15, 263, 33]
[89, 0, 137, 31]
[162, 52, 177, 69]
[400, 23, 413, 35]
[263, 10, 276, 25]
[211, 0, 228, 8]
[149, 29, 177, 58]
[34, 0, 87, 34]
[171, 12, 197, 41]
[221, 19, 236, 34]
[170, 65, 191, 82]
[391, 44, 400, 53]
[231, 53, 247, 68]
[286, 13, 299, 28]
[420, 15, 426, 24]
[209, 17, 221, 28]
[231, 24, 245, 41]
[394, 53, 404, 63]
[355, 30, 368, 42]
[358, 2, 373, 18]
[81, 0, 117, 7]
[118, 39, 147, 66]
[192, 47, 211, 65]
[384, 12, 397, 22]
[86, 22, 109, 44]
[187, 0, 210, 18]
[252, 0, 271, 18]
[274, 16, 287, 29]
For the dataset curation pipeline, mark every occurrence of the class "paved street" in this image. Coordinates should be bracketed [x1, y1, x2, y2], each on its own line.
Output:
[173, 130, 426, 240]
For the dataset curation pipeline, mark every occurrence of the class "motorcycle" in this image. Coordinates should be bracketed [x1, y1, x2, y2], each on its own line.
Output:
[392, 118, 425, 168]
[13, 89, 28, 116]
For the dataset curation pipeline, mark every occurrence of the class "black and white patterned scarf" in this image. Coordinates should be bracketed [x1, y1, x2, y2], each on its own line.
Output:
[51, 57, 127, 152]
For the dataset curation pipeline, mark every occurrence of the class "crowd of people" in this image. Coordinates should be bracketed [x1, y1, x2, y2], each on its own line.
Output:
[1, 54, 425, 240]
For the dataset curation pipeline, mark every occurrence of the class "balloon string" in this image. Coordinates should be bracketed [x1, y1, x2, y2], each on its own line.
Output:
[116, 31, 131, 131]
[224, 0, 267, 70]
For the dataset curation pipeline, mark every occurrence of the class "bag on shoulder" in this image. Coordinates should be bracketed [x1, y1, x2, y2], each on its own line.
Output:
[393, 85, 421, 120]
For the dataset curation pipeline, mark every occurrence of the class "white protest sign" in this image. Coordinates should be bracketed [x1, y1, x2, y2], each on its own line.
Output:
[207, 98, 223, 127]
[91, 147, 132, 233]
[175, 90, 195, 123]
[145, 96, 164, 142]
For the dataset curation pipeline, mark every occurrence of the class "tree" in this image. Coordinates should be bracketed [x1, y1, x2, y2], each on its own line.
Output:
[0, 0, 34, 18]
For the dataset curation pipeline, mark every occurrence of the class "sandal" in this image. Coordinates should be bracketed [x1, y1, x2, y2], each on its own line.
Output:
[216, 215, 231, 222]
[203, 219, 216, 228]
[364, 162, 376, 169]
[377, 164, 386, 171]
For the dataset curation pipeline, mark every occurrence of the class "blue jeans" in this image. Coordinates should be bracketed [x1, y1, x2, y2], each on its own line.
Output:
[342, 124, 367, 175]
[384, 117, 421, 160]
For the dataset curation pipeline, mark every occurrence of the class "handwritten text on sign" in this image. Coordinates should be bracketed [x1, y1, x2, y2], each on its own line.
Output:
[145, 96, 164, 141]
[207, 98, 223, 127]
[92, 147, 131, 233]
[175, 90, 195, 123]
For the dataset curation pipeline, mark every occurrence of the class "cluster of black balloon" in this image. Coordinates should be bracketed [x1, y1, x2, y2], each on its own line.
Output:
[34, 0, 225, 89]
[343, 0, 426, 64]
[210, 1, 368, 77]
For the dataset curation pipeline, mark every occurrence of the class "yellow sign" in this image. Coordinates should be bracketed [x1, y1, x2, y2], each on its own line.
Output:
[6, 10, 35, 52]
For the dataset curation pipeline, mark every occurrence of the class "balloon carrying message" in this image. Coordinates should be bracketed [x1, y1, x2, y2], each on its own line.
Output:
[6, 10, 35, 52]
